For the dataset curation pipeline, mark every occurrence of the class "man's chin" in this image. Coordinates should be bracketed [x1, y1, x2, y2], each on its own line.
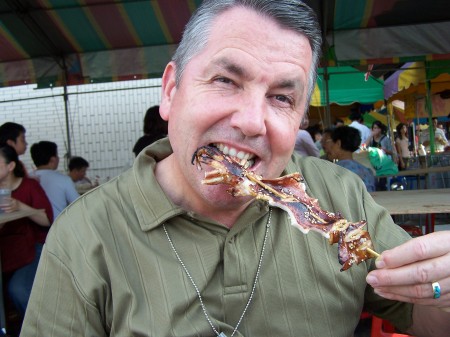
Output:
[201, 185, 253, 208]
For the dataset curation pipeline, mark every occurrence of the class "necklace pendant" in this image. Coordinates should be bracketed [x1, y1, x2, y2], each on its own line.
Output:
[218, 333, 228, 337]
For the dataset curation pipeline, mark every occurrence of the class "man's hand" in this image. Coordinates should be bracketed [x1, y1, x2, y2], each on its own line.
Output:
[366, 231, 450, 312]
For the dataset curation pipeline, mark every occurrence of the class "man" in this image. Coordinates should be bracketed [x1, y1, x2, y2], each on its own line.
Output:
[348, 110, 371, 148]
[30, 141, 79, 219]
[22, 1, 450, 336]
[419, 117, 449, 152]
[68, 156, 98, 193]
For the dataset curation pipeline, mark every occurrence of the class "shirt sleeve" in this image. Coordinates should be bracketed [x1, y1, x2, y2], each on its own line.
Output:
[65, 177, 81, 204]
[298, 131, 320, 157]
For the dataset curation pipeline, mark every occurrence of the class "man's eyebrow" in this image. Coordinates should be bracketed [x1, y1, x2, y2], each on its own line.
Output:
[213, 57, 249, 79]
[273, 78, 305, 95]
[212, 56, 306, 93]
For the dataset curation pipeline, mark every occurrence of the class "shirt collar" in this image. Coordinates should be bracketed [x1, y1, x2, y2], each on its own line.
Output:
[129, 138, 185, 232]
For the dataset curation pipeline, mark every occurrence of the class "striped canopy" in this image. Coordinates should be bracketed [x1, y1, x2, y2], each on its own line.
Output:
[0, 0, 201, 87]
[1, 0, 450, 88]
[384, 61, 450, 101]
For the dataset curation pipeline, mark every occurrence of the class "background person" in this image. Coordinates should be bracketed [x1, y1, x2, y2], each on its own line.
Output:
[328, 126, 376, 192]
[0, 122, 27, 156]
[395, 123, 411, 170]
[132, 105, 168, 156]
[319, 127, 333, 160]
[365, 120, 395, 158]
[294, 115, 320, 157]
[22, 1, 450, 336]
[0, 122, 28, 175]
[419, 117, 449, 152]
[68, 156, 99, 193]
[348, 110, 371, 148]
[30, 141, 79, 219]
[0, 144, 52, 324]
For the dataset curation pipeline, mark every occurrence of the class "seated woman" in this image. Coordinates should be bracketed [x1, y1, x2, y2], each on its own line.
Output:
[365, 121, 395, 158]
[328, 126, 376, 192]
[0, 144, 53, 321]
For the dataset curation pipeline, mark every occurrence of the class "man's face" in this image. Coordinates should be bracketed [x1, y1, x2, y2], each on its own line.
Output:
[160, 7, 312, 210]
[73, 167, 87, 182]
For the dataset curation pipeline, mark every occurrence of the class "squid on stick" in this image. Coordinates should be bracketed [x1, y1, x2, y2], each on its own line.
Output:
[192, 146, 379, 271]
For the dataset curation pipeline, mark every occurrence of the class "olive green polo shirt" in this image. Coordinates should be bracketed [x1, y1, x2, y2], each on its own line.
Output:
[21, 138, 413, 337]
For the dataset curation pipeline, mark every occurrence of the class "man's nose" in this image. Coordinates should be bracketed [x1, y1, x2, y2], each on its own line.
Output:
[229, 95, 267, 137]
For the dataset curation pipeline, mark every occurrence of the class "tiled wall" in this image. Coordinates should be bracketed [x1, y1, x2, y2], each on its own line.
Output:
[0, 78, 162, 182]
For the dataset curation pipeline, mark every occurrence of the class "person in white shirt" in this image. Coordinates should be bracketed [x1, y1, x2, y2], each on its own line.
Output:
[419, 117, 449, 152]
[30, 141, 80, 219]
[348, 110, 371, 148]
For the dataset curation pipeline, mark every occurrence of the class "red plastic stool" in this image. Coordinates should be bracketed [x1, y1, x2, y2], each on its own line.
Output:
[370, 316, 414, 337]
[399, 225, 423, 237]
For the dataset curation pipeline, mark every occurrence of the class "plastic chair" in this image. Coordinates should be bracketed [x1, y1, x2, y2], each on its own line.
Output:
[370, 316, 414, 337]
[399, 224, 423, 237]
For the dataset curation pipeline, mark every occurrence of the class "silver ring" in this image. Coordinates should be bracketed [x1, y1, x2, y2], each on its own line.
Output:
[432, 282, 441, 299]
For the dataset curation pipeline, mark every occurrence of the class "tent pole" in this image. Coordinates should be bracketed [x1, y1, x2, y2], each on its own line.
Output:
[61, 57, 72, 169]
[425, 61, 435, 154]
[324, 66, 331, 127]
[320, 0, 332, 128]
[63, 85, 71, 160]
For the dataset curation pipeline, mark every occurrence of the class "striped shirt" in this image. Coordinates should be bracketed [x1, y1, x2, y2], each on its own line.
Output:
[21, 140, 413, 337]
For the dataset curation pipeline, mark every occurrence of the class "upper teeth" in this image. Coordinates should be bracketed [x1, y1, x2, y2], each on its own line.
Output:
[214, 143, 255, 168]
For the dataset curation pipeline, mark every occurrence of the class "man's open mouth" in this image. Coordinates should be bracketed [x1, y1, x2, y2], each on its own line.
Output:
[212, 143, 256, 169]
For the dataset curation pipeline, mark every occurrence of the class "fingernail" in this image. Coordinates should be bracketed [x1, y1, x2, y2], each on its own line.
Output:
[375, 257, 385, 269]
[366, 275, 378, 286]
[373, 289, 386, 297]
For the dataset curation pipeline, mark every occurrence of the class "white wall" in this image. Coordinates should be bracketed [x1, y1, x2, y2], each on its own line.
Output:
[0, 78, 162, 182]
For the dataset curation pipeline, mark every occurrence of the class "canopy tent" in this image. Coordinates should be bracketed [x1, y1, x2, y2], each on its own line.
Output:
[1, 0, 450, 88]
[327, 0, 450, 66]
[1, 0, 450, 157]
[383, 60, 450, 153]
[310, 66, 384, 107]
[384, 61, 450, 102]
[0, 0, 200, 88]
[384, 61, 450, 119]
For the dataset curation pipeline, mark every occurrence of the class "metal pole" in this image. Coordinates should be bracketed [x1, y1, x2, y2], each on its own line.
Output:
[324, 66, 331, 127]
[63, 84, 71, 161]
[425, 61, 435, 154]
[61, 57, 72, 168]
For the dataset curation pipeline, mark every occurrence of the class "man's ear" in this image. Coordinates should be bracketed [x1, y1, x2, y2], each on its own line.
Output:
[160, 61, 177, 122]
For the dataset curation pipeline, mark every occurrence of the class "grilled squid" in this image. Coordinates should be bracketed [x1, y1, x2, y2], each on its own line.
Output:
[192, 145, 378, 271]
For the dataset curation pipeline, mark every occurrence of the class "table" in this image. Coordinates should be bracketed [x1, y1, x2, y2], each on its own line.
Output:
[0, 209, 43, 224]
[371, 188, 450, 235]
[378, 166, 450, 190]
[380, 166, 450, 178]
[370, 188, 450, 215]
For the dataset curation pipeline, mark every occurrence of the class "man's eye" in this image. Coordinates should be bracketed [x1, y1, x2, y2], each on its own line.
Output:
[214, 77, 234, 84]
[275, 95, 294, 105]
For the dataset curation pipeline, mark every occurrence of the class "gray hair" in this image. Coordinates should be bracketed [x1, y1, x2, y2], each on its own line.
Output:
[172, 0, 322, 110]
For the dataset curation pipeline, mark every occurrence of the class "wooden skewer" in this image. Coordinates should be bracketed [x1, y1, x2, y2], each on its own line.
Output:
[367, 247, 380, 258]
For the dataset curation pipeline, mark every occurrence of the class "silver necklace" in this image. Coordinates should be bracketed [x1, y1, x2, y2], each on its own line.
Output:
[163, 208, 272, 337]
